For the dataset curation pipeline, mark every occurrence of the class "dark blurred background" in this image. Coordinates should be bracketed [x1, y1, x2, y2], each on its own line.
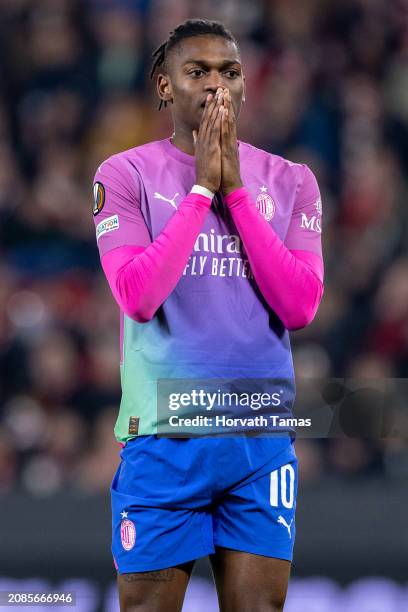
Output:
[0, 0, 407, 610]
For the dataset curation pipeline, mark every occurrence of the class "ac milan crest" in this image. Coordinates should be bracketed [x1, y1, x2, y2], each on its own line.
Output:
[120, 519, 136, 551]
[256, 186, 275, 221]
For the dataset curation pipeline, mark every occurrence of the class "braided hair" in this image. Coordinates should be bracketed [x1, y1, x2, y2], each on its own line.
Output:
[150, 19, 238, 110]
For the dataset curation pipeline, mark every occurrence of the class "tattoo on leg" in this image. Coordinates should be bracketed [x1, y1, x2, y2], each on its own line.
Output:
[123, 569, 175, 583]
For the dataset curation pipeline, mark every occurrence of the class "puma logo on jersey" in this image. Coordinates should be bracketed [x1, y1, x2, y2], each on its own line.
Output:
[154, 192, 179, 209]
[277, 515, 293, 538]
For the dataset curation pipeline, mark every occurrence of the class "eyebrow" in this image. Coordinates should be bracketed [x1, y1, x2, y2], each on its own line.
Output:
[182, 59, 242, 69]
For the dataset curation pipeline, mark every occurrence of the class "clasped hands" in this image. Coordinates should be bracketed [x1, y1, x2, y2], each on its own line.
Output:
[193, 87, 243, 196]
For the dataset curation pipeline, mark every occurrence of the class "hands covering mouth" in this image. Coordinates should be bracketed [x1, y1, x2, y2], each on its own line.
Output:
[200, 91, 229, 109]
[193, 87, 243, 196]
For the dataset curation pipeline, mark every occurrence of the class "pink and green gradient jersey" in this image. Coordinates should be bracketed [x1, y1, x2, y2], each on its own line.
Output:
[93, 138, 323, 442]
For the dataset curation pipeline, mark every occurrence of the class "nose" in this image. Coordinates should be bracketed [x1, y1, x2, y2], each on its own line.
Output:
[203, 70, 224, 94]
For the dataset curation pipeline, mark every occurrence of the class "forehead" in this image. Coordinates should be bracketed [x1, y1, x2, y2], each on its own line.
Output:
[168, 35, 241, 69]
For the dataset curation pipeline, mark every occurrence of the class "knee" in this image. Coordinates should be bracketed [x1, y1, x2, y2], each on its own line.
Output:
[224, 592, 287, 612]
[258, 597, 286, 612]
[262, 595, 286, 612]
[268, 590, 287, 611]
[270, 599, 285, 612]
[119, 596, 149, 612]
[119, 588, 157, 612]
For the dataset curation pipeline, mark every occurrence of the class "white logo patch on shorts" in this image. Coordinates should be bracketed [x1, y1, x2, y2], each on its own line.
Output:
[120, 518, 136, 551]
[96, 214, 119, 240]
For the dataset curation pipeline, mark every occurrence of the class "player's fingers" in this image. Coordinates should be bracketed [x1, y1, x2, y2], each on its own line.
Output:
[198, 93, 215, 138]
[221, 107, 229, 144]
[225, 91, 233, 121]
[223, 88, 230, 111]
[203, 88, 222, 127]
[221, 106, 228, 140]
[208, 103, 224, 142]
[212, 104, 224, 138]
[230, 93, 237, 124]
[226, 91, 238, 139]
[203, 88, 223, 139]
[222, 92, 233, 147]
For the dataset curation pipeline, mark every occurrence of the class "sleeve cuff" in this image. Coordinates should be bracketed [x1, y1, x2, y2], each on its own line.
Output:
[191, 184, 215, 200]
[223, 187, 250, 208]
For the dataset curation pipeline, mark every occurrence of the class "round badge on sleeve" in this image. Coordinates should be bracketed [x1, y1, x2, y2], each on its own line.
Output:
[93, 182, 105, 216]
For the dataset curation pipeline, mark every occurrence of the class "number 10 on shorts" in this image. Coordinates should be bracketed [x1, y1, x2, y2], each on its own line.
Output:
[270, 464, 295, 509]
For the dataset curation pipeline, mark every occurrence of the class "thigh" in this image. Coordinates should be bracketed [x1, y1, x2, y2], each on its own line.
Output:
[210, 548, 291, 612]
[118, 561, 194, 612]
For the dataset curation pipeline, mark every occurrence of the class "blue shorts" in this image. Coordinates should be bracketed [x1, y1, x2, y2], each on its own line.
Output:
[111, 435, 298, 573]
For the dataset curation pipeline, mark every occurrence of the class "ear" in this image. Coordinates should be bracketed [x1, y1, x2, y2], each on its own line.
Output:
[242, 74, 246, 103]
[157, 73, 173, 105]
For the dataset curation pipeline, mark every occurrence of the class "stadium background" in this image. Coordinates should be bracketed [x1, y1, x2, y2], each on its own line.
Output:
[0, 0, 407, 610]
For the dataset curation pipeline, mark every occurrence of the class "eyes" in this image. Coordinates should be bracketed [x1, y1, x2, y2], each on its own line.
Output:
[188, 68, 240, 79]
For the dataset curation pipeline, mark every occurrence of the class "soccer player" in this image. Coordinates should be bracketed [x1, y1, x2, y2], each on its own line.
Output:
[92, 19, 323, 612]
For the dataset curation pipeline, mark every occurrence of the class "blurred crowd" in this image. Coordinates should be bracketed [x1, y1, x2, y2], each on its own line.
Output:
[0, 0, 408, 495]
